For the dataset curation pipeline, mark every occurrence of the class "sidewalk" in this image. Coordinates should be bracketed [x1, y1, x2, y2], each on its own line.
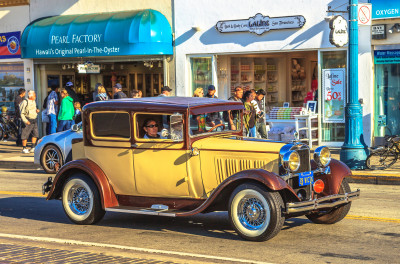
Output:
[0, 140, 41, 169]
[330, 149, 400, 185]
[0, 140, 399, 184]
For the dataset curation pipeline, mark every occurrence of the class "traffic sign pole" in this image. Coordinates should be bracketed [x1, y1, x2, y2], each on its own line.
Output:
[340, 0, 369, 169]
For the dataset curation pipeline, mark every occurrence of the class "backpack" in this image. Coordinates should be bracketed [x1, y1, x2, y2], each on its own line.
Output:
[19, 99, 28, 116]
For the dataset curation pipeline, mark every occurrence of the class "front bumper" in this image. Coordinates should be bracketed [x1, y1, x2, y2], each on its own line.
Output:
[286, 189, 360, 214]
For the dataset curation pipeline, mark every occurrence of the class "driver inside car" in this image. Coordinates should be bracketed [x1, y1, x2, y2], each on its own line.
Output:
[143, 118, 167, 139]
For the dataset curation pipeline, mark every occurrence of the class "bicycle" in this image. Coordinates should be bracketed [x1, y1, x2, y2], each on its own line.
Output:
[366, 135, 400, 170]
[0, 113, 18, 141]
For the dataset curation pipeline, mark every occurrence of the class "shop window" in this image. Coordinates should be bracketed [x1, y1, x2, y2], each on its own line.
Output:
[374, 64, 400, 138]
[0, 63, 24, 113]
[190, 57, 212, 96]
[320, 50, 347, 142]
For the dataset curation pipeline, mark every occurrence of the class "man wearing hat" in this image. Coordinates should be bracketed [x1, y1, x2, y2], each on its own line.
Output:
[113, 83, 127, 99]
[206, 85, 218, 98]
[158, 86, 172, 97]
[65, 82, 81, 104]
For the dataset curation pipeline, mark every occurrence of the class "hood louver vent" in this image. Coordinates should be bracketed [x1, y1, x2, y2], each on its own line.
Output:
[215, 158, 270, 184]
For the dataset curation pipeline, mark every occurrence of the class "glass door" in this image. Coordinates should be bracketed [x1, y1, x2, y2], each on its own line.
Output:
[320, 50, 347, 143]
[374, 64, 400, 139]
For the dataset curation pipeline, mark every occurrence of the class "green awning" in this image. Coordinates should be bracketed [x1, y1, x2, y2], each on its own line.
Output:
[21, 9, 172, 58]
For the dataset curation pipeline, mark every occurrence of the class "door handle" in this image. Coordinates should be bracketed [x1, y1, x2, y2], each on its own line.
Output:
[131, 143, 138, 148]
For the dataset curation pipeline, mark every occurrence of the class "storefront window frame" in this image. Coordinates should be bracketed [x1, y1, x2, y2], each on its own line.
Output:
[317, 48, 348, 147]
[187, 54, 217, 97]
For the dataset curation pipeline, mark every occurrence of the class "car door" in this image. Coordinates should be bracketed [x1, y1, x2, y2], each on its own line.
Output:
[84, 111, 136, 196]
[132, 112, 190, 198]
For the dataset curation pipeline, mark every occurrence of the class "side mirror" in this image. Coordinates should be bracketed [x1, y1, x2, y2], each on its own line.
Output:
[170, 113, 184, 142]
[71, 124, 80, 132]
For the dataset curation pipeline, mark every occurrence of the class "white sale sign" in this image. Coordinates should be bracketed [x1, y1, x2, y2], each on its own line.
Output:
[322, 68, 346, 123]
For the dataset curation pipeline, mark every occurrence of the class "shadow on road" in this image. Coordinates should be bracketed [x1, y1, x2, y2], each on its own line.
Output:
[0, 196, 310, 241]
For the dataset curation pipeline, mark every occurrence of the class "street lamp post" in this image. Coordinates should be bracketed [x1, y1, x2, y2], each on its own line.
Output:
[340, 0, 368, 169]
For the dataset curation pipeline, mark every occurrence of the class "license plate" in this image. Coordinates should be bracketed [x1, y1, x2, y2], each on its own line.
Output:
[299, 171, 314, 187]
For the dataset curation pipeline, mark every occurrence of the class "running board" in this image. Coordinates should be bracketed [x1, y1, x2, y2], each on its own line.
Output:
[105, 206, 178, 217]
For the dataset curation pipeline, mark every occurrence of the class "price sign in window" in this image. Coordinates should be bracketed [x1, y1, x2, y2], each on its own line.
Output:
[322, 68, 346, 123]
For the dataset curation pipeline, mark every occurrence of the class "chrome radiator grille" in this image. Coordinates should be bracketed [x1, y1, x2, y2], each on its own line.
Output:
[296, 147, 311, 173]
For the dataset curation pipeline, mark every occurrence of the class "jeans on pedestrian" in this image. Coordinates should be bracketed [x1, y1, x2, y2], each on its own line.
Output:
[256, 121, 268, 139]
[48, 114, 57, 135]
[57, 120, 72, 132]
[247, 126, 257, 137]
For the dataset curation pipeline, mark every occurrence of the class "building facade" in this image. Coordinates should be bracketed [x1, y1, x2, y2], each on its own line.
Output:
[174, 0, 374, 147]
[370, 0, 400, 146]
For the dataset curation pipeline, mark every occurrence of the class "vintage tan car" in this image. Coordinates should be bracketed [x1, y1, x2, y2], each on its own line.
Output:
[42, 97, 360, 241]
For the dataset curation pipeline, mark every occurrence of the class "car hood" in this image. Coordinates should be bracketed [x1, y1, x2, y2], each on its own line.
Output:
[191, 136, 285, 153]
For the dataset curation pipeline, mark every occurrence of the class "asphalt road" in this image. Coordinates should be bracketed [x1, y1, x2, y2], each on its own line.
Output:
[0, 168, 399, 264]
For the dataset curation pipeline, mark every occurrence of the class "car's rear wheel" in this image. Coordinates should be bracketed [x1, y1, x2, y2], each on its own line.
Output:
[229, 183, 285, 241]
[306, 178, 352, 224]
[41, 144, 63, 174]
[62, 173, 105, 225]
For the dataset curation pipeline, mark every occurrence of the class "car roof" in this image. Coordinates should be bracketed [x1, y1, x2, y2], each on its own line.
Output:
[83, 97, 244, 114]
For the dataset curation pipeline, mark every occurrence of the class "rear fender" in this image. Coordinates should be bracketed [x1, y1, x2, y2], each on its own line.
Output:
[177, 169, 299, 216]
[46, 159, 118, 209]
[314, 159, 351, 195]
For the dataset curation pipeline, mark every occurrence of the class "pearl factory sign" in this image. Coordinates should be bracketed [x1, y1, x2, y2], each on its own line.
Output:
[216, 13, 306, 35]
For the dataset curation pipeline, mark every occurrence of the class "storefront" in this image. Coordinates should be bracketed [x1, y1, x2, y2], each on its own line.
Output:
[174, 0, 374, 147]
[371, 0, 400, 145]
[21, 9, 173, 108]
[0, 3, 31, 113]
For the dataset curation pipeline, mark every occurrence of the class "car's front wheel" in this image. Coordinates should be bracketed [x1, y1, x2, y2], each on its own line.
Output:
[229, 183, 285, 241]
[306, 178, 352, 224]
[41, 144, 63, 174]
[62, 173, 105, 225]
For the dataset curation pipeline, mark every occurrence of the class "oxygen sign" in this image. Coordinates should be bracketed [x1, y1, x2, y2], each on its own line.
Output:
[322, 68, 346, 123]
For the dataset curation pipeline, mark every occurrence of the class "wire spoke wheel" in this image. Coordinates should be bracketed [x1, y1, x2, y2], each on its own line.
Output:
[237, 196, 267, 230]
[366, 149, 398, 170]
[229, 183, 284, 241]
[62, 174, 105, 225]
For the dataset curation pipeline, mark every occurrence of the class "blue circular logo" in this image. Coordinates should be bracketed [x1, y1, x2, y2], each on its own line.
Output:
[7, 36, 19, 54]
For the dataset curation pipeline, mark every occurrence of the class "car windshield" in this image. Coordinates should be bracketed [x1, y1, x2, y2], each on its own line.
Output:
[189, 110, 241, 137]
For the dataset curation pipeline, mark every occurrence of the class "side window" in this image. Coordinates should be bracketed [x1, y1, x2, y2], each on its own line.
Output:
[135, 114, 170, 140]
[92, 112, 130, 139]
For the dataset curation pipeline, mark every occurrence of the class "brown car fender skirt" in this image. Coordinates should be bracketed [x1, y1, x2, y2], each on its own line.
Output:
[176, 169, 298, 217]
[46, 159, 118, 209]
[314, 159, 352, 196]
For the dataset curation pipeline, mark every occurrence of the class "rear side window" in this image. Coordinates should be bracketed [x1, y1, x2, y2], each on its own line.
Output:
[92, 112, 130, 139]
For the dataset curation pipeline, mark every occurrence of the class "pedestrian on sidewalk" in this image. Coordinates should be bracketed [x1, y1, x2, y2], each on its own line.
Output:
[243, 91, 257, 137]
[65, 82, 81, 104]
[227, 86, 243, 130]
[95, 85, 109, 101]
[13, 88, 26, 146]
[57, 89, 74, 132]
[255, 90, 268, 139]
[206, 85, 218, 98]
[113, 83, 127, 99]
[46, 85, 59, 135]
[158, 86, 172, 97]
[19, 90, 39, 153]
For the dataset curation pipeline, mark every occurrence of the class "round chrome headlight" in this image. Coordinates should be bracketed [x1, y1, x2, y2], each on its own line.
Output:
[282, 150, 300, 172]
[314, 146, 331, 167]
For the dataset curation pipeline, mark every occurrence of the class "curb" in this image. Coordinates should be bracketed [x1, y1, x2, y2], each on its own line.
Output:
[0, 161, 41, 170]
[348, 174, 400, 185]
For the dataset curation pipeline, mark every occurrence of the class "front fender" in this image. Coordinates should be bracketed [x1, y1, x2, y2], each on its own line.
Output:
[176, 169, 298, 217]
[46, 159, 118, 209]
[314, 159, 352, 195]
